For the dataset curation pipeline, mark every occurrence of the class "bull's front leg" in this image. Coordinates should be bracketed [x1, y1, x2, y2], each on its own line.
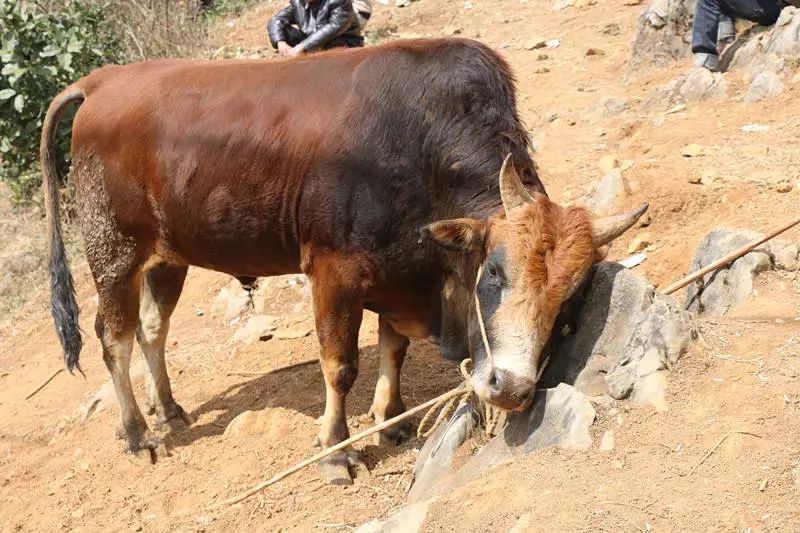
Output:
[309, 256, 367, 485]
[369, 317, 410, 445]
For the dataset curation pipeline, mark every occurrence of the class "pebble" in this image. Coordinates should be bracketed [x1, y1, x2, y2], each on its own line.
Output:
[688, 175, 702, 184]
[627, 233, 653, 254]
[599, 430, 615, 452]
[681, 144, 710, 157]
[776, 181, 793, 193]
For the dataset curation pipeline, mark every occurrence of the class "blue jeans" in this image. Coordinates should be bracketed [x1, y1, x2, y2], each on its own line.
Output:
[692, 0, 783, 54]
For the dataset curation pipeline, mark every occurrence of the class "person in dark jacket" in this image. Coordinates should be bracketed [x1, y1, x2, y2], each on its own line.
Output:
[692, 0, 794, 70]
[268, 0, 365, 58]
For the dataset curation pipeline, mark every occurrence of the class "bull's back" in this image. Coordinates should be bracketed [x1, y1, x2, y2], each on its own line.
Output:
[70, 56, 363, 276]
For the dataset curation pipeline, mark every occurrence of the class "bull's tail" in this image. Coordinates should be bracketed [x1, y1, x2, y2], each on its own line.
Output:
[40, 86, 85, 374]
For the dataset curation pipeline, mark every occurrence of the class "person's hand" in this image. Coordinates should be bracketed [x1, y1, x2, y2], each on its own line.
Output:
[288, 45, 305, 58]
[277, 41, 292, 57]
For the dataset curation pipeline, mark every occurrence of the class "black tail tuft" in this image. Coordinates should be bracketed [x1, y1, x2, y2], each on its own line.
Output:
[40, 86, 85, 374]
[49, 223, 83, 374]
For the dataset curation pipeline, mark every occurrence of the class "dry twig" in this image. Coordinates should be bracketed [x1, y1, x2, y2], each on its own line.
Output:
[686, 431, 761, 476]
[24, 368, 64, 400]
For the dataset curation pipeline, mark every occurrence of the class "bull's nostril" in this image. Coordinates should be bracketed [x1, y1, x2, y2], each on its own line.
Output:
[488, 370, 498, 388]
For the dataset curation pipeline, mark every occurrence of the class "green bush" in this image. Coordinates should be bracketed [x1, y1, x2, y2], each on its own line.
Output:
[0, 0, 122, 204]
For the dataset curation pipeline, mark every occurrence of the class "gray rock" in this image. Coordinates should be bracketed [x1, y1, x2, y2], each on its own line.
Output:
[354, 502, 430, 533]
[212, 280, 251, 321]
[585, 169, 624, 216]
[601, 97, 628, 117]
[541, 262, 696, 407]
[727, 8, 800, 75]
[746, 70, 785, 102]
[408, 400, 475, 503]
[630, 0, 695, 72]
[768, 239, 800, 271]
[408, 384, 595, 503]
[231, 314, 279, 344]
[684, 228, 773, 315]
[679, 68, 729, 102]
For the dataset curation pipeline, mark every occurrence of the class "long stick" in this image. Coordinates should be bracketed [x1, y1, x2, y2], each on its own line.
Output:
[209, 386, 468, 510]
[662, 215, 800, 295]
[24, 368, 64, 400]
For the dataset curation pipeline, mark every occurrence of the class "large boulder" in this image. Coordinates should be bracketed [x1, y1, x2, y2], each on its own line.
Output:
[542, 262, 696, 408]
[685, 229, 798, 315]
[408, 384, 595, 503]
[630, 0, 696, 72]
[725, 7, 800, 77]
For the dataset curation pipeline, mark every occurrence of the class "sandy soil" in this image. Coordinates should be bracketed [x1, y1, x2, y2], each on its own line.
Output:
[2, 0, 799, 531]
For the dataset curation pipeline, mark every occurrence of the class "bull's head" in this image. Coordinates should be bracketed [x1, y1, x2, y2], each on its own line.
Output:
[422, 155, 647, 411]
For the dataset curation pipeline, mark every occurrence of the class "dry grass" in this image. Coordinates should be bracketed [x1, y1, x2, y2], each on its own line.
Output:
[0, 184, 83, 325]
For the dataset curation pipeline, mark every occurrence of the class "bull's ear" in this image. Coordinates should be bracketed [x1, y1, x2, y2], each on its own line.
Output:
[420, 218, 486, 252]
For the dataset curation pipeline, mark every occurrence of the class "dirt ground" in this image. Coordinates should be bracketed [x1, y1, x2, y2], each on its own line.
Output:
[2, 0, 800, 531]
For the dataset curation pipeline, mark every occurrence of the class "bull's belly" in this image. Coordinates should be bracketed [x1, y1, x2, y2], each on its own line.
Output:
[155, 223, 301, 278]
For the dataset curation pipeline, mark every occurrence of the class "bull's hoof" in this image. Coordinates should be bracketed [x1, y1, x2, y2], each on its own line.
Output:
[126, 430, 168, 465]
[318, 450, 365, 485]
[376, 420, 411, 446]
[367, 406, 411, 446]
[153, 403, 194, 433]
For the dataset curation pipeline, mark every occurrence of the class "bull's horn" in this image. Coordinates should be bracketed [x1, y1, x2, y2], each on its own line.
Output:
[592, 203, 649, 247]
[499, 154, 533, 214]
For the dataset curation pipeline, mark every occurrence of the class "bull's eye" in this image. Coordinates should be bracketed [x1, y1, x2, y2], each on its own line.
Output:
[485, 263, 504, 287]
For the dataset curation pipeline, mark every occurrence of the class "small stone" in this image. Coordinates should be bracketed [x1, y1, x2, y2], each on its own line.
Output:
[231, 314, 279, 344]
[537, 53, 549, 61]
[679, 68, 728, 103]
[586, 169, 624, 216]
[602, 22, 621, 36]
[509, 513, 532, 533]
[746, 71, 784, 103]
[627, 232, 653, 254]
[553, 0, 573, 11]
[700, 169, 718, 185]
[599, 430, 615, 452]
[586, 48, 605, 56]
[601, 97, 627, 117]
[681, 144, 710, 157]
[273, 325, 312, 340]
[598, 155, 619, 175]
[638, 213, 652, 227]
[535, 67, 550, 74]
[688, 175, 702, 184]
[776, 181, 793, 193]
[443, 25, 462, 35]
[524, 38, 547, 50]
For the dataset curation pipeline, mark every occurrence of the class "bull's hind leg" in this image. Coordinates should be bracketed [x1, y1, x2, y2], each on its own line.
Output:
[137, 263, 193, 433]
[93, 266, 166, 463]
[308, 256, 367, 485]
[369, 317, 410, 445]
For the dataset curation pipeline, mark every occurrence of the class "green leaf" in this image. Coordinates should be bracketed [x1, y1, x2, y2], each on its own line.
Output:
[13, 93, 24, 112]
[58, 52, 73, 71]
[0, 88, 15, 100]
[67, 36, 83, 54]
[39, 45, 60, 58]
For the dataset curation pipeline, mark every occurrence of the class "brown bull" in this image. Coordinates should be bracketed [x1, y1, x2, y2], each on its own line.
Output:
[41, 38, 646, 484]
